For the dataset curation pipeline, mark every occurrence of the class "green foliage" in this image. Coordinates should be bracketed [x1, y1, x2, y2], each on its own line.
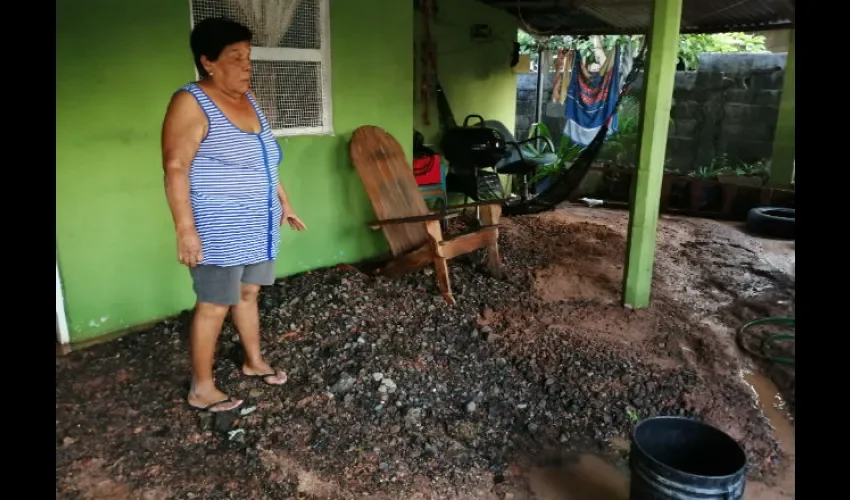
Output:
[677, 32, 768, 70]
[713, 156, 770, 179]
[687, 154, 770, 180]
[522, 96, 655, 181]
[688, 155, 729, 179]
[598, 95, 642, 167]
[518, 31, 639, 66]
[518, 31, 768, 70]
[596, 95, 675, 169]
[726, 160, 769, 178]
[688, 164, 723, 180]
[522, 122, 582, 183]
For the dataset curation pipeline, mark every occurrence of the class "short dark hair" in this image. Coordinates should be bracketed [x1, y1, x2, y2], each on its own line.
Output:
[190, 17, 253, 78]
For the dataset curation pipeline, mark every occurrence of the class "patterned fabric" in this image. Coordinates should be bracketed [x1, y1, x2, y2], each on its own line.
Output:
[563, 47, 624, 146]
[179, 82, 283, 266]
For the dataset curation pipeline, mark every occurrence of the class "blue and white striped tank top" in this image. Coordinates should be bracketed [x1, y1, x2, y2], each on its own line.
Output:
[179, 82, 284, 267]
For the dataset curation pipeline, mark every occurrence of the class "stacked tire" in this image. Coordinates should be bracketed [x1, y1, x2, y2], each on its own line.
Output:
[746, 207, 795, 239]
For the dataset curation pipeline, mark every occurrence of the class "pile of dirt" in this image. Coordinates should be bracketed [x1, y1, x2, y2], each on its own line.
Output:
[674, 221, 796, 420]
[56, 209, 794, 499]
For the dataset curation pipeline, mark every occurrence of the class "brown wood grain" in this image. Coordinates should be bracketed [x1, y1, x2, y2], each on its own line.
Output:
[349, 125, 504, 304]
[350, 125, 430, 256]
[440, 227, 498, 261]
[367, 212, 460, 230]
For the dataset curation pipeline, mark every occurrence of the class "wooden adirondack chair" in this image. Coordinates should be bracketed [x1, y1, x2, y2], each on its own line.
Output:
[349, 125, 503, 304]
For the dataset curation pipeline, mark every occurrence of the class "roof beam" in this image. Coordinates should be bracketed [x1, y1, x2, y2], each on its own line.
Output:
[477, 0, 794, 36]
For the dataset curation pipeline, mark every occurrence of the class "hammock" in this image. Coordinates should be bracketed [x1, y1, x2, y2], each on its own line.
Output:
[503, 41, 647, 216]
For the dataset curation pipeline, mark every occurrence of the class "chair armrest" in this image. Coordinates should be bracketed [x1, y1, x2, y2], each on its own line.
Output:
[517, 135, 557, 155]
[367, 212, 459, 230]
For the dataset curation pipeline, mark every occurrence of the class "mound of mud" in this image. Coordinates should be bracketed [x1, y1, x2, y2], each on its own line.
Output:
[56, 210, 793, 499]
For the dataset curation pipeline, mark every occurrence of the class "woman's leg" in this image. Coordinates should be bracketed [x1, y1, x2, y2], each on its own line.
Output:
[233, 261, 286, 384]
[188, 302, 243, 410]
[186, 264, 245, 411]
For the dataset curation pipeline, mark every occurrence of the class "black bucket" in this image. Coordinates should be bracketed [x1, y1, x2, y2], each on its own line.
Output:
[629, 416, 748, 499]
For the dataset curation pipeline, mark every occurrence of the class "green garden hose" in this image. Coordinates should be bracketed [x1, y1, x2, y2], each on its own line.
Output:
[737, 317, 795, 365]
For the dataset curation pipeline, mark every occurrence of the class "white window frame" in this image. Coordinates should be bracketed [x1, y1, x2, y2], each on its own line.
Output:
[187, 0, 334, 137]
[56, 257, 71, 347]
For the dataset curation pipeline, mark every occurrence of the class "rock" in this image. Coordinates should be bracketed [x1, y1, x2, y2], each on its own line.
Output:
[381, 378, 397, 393]
[405, 408, 423, 427]
[330, 372, 356, 394]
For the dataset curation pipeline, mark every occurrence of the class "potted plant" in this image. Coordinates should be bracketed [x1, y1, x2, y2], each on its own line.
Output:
[661, 164, 690, 210]
[717, 159, 768, 187]
[597, 96, 641, 169]
[525, 122, 583, 195]
[687, 163, 724, 211]
[600, 164, 634, 202]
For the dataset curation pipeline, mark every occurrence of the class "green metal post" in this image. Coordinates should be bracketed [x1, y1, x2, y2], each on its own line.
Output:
[769, 29, 795, 187]
[621, 0, 682, 309]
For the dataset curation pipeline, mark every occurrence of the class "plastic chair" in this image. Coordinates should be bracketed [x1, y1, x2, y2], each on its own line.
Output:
[417, 159, 448, 229]
[484, 120, 558, 201]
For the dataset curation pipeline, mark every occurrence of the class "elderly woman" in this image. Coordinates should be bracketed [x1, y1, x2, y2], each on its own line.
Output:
[161, 17, 306, 413]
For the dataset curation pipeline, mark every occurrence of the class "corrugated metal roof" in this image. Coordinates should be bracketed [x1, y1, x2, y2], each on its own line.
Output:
[476, 0, 794, 35]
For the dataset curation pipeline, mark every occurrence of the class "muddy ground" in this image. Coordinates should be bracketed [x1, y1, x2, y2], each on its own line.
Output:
[55, 205, 795, 500]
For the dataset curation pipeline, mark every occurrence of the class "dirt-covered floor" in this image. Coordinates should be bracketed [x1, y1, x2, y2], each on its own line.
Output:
[56, 205, 795, 500]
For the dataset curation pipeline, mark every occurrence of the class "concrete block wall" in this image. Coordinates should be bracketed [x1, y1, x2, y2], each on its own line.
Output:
[514, 52, 788, 173]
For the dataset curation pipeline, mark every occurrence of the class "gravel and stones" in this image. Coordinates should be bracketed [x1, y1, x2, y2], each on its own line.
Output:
[56, 207, 794, 499]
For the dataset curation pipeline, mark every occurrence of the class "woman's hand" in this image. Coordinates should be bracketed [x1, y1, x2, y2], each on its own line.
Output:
[177, 228, 203, 267]
[283, 212, 307, 231]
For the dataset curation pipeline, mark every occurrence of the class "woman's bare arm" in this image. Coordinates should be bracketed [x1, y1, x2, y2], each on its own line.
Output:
[161, 91, 208, 265]
[277, 181, 292, 213]
[277, 181, 307, 231]
[161, 92, 206, 233]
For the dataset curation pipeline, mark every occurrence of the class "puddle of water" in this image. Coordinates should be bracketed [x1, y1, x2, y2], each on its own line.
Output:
[527, 454, 628, 500]
[742, 371, 794, 456]
[741, 371, 795, 500]
[521, 371, 797, 500]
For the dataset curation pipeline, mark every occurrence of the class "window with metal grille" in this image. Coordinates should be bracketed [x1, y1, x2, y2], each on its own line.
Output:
[189, 0, 333, 137]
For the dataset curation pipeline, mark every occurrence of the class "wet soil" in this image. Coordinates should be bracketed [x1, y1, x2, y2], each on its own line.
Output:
[56, 205, 795, 499]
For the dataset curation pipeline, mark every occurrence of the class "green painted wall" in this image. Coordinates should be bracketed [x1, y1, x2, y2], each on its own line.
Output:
[57, 0, 412, 341]
[413, 0, 518, 146]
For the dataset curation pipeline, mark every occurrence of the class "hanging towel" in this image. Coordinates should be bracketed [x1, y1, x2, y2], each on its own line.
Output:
[563, 46, 623, 146]
[551, 49, 572, 104]
[618, 40, 636, 91]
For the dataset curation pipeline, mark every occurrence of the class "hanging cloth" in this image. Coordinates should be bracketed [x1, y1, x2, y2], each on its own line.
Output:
[551, 49, 573, 104]
[563, 46, 623, 146]
[618, 40, 636, 92]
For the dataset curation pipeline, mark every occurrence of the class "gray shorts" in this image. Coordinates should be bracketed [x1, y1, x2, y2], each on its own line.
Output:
[189, 260, 276, 306]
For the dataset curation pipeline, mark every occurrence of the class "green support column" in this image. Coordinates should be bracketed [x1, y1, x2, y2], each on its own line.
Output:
[769, 29, 795, 187]
[622, 0, 682, 309]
